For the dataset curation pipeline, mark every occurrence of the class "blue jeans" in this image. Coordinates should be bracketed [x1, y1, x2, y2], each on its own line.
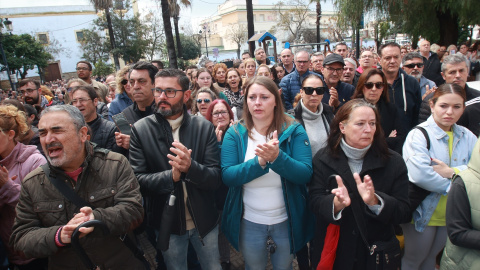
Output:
[239, 219, 293, 270]
[162, 225, 221, 270]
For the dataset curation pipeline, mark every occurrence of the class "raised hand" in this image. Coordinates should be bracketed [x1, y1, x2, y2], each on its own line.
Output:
[354, 173, 378, 206]
[328, 87, 339, 108]
[255, 130, 280, 166]
[332, 175, 351, 214]
[168, 141, 192, 182]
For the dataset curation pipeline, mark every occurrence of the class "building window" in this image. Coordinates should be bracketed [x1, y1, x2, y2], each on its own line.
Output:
[37, 33, 49, 45]
[259, 14, 265, 22]
[75, 30, 84, 42]
[253, 14, 256, 22]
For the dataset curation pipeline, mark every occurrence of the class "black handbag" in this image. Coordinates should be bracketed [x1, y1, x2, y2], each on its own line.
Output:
[340, 173, 401, 270]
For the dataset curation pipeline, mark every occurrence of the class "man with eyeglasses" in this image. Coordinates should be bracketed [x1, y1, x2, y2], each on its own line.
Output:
[70, 85, 117, 150]
[418, 39, 444, 86]
[311, 52, 325, 76]
[280, 49, 295, 75]
[76, 61, 108, 103]
[379, 42, 421, 131]
[129, 69, 222, 270]
[353, 50, 375, 86]
[321, 53, 355, 110]
[280, 51, 322, 110]
[115, 61, 158, 151]
[402, 52, 436, 100]
[18, 79, 51, 110]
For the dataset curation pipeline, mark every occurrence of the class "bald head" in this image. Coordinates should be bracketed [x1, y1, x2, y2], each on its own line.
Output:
[281, 49, 294, 66]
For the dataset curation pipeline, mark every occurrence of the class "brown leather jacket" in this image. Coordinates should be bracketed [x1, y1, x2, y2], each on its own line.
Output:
[10, 143, 145, 270]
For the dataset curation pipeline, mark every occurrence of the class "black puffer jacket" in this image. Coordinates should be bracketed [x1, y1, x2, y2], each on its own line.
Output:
[88, 114, 116, 150]
[129, 107, 221, 238]
[422, 52, 445, 86]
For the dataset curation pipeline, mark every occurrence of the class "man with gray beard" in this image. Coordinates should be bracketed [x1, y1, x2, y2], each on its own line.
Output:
[129, 69, 222, 270]
[402, 52, 436, 100]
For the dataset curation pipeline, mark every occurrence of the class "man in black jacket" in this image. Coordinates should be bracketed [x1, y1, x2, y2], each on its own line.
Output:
[419, 54, 480, 124]
[379, 42, 422, 131]
[419, 39, 445, 86]
[129, 69, 222, 270]
[71, 85, 117, 150]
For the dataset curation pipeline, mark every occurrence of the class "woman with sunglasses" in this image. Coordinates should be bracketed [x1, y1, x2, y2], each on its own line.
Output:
[291, 74, 334, 269]
[190, 68, 228, 110]
[193, 88, 216, 117]
[352, 69, 406, 153]
[108, 65, 134, 121]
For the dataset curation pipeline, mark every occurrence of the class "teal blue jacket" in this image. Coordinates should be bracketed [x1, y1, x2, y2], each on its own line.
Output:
[220, 120, 314, 253]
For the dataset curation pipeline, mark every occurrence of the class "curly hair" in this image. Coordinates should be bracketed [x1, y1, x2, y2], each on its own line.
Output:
[116, 65, 132, 94]
[213, 63, 228, 82]
[0, 104, 29, 139]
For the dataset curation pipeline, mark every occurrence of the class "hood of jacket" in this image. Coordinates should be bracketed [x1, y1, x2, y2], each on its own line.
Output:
[0, 143, 41, 169]
[468, 138, 480, 176]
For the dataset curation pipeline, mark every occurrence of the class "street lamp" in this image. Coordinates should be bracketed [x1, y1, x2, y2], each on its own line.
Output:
[0, 18, 14, 91]
[199, 25, 210, 58]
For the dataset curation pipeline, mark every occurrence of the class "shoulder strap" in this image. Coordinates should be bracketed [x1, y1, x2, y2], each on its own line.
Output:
[414, 126, 430, 150]
[339, 173, 373, 254]
[40, 164, 93, 210]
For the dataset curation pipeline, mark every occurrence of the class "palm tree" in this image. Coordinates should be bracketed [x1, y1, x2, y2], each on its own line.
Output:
[160, 0, 178, 68]
[246, 0, 255, 55]
[90, 0, 120, 70]
[168, 0, 191, 59]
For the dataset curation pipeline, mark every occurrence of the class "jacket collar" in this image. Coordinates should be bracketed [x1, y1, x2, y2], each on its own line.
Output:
[154, 105, 191, 128]
[233, 116, 299, 145]
[320, 146, 386, 176]
[425, 115, 465, 140]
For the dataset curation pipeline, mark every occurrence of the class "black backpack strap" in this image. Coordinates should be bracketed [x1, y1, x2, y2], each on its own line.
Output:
[40, 164, 93, 209]
[414, 126, 430, 150]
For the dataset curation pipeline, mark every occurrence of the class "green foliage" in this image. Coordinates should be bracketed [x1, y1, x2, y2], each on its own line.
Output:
[176, 34, 200, 61]
[92, 59, 114, 77]
[94, 1, 149, 63]
[1, 33, 53, 79]
[79, 28, 110, 65]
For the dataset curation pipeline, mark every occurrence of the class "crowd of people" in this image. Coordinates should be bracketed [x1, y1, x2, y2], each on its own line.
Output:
[0, 38, 480, 270]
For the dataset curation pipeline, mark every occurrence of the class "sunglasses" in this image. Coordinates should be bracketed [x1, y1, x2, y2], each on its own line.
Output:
[303, 86, 326, 95]
[196, 98, 211, 104]
[121, 79, 129, 85]
[364, 82, 385, 89]
[403, 63, 424, 69]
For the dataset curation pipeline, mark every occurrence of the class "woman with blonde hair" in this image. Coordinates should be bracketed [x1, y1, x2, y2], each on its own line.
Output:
[108, 65, 134, 120]
[0, 104, 46, 269]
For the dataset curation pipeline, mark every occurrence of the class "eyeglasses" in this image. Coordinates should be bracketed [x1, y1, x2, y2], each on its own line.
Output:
[152, 88, 185, 98]
[364, 82, 385, 89]
[76, 67, 89, 71]
[19, 88, 37, 95]
[212, 111, 228, 118]
[196, 98, 211, 104]
[296, 60, 309, 65]
[361, 55, 374, 59]
[403, 63, 424, 69]
[121, 79, 129, 85]
[70, 98, 92, 104]
[303, 86, 326, 95]
[325, 67, 343, 73]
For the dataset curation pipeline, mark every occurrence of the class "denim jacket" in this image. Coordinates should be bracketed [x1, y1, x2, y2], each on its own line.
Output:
[403, 115, 477, 232]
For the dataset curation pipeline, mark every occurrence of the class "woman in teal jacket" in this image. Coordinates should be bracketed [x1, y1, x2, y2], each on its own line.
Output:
[221, 76, 314, 270]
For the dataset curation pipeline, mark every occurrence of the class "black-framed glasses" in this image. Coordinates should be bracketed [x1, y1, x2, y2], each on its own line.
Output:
[212, 111, 228, 118]
[403, 63, 424, 69]
[70, 98, 92, 104]
[19, 88, 37, 95]
[303, 86, 326, 95]
[152, 88, 185, 98]
[196, 98, 211, 104]
[325, 67, 343, 73]
[364, 82, 385, 90]
[121, 79, 129, 85]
